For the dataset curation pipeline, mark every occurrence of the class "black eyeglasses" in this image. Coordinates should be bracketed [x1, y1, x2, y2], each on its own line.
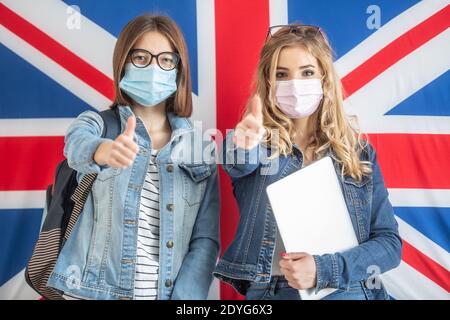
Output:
[129, 49, 180, 71]
[266, 24, 322, 40]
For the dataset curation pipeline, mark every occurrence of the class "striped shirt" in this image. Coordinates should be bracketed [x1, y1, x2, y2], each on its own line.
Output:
[134, 149, 160, 300]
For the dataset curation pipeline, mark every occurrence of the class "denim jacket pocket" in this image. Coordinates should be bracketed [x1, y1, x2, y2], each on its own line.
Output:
[342, 174, 372, 188]
[342, 173, 373, 206]
[179, 163, 211, 206]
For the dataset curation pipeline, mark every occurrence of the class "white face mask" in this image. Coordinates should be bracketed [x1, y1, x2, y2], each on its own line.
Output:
[275, 78, 323, 118]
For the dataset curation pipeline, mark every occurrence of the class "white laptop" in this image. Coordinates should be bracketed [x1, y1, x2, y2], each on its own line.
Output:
[266, 156, 358, 300]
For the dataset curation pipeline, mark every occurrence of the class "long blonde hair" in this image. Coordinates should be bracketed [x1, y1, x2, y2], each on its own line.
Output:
[252, 25, 371, 181]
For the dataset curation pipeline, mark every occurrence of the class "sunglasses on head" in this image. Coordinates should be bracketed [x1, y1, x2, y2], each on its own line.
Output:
[266, 24, 323, 40]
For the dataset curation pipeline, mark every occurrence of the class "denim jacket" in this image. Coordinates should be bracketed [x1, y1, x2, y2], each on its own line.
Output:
[213, 131, 402, 300]
[48, 106, 220, 300]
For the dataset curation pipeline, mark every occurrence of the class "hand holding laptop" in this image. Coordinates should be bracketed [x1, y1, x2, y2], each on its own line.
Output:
[266, 156, 359, 300]
[279, 252, 317, 290]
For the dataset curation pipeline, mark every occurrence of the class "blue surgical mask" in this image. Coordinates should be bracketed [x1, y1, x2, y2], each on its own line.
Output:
[119, 63, 177, 107]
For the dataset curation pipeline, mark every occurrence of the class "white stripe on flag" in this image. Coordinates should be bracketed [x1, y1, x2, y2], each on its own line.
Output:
[0, 269, 41, 300]
[192, 0, 217, 131]
[0, 118, 74, 136]
[335, 0, 449, 78]
[389, 188, 450, 208]
[0, 191, 46, 209]
[2, 0, 116, 79]
[382, 261, 449, 300]
[0, 25, 112, 110]
[269, 0, 288, 27]
[343, 28, 450, 134]
[396, 216, 450, 272]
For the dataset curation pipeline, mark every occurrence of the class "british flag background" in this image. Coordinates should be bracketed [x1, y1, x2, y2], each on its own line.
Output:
[0, 0, 448, 300]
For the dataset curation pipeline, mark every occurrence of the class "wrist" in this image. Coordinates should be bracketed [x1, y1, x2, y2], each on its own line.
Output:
[93, 141, 109, 166]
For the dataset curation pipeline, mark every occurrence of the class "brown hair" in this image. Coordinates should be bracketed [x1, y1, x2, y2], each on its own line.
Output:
[251, 25, 371, 181]
[110, 14, 192, 117]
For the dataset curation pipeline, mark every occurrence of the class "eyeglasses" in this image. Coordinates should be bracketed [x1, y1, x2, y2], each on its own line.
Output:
[129, 49, 180, 71]
[266, 24, 322, 40]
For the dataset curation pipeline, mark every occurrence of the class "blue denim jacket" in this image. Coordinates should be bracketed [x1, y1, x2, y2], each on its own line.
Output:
[47, 106, 220, 300]
[213, 131, 402, 300]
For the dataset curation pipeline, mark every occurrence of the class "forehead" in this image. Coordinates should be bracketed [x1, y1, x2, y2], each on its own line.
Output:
[132, 30, 173, 53]
[277, 45, 319, 68]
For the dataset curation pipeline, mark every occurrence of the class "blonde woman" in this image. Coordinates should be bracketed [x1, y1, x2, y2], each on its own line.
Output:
[213, 25, 401, 300]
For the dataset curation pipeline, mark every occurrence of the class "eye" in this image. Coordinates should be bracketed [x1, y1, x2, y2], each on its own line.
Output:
[302, 69, 315, 77]
[158, 53, 178, 69]
[276, 71, 288, 79]
[162, 57, 174, 63]
[131, 51, 151, 66]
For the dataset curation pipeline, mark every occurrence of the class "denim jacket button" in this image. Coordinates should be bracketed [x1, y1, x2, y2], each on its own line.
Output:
[166, 240, 174, 248]
[166, 203, 174, 211]
[166, 164, 174, 172]
[165, 279, 173, 287]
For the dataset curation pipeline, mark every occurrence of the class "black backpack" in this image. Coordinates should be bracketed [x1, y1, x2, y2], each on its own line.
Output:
[25, 108, 121, 300]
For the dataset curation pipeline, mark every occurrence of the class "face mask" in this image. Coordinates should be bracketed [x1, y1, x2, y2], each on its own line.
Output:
[275, 78, 323, 118]
[119, 63, 177, 107]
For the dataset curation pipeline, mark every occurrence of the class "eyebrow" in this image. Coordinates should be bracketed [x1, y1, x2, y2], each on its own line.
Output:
[276, 65, 316, 70]
[132, 48, 174, 54]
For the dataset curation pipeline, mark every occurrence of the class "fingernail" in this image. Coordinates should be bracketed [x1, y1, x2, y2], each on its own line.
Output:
[281, 252, 288, 258]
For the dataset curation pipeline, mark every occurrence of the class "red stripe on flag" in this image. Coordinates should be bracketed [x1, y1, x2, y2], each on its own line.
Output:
[368, 133, 450, 189]
[341, 4, 450, 97]
[215, 0, 269, 300]
[0, 3, 115, 101]
[0, 137, 64, 191]
[402, 240, 450, 292]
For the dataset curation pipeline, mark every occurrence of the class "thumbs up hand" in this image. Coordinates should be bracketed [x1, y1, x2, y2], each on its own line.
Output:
[123, 115, 136, 139]
[234, 95, 266, 150]
[94, 115, 139, 168]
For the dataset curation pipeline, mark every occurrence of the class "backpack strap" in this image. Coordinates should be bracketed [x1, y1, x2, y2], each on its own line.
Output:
[64, 173, 97, 241]
[99, 107, 122, 139]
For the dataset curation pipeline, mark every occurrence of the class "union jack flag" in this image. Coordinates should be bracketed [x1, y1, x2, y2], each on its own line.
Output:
[0, 0, 448, 300]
